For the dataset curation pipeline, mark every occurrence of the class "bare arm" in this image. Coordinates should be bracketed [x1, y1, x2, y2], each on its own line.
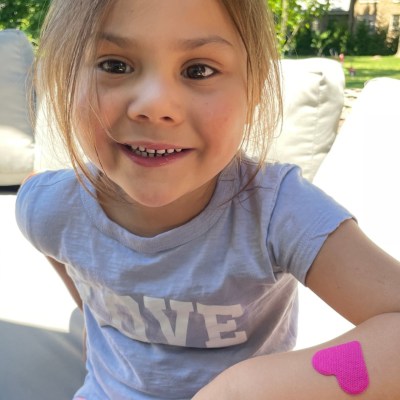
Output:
[193, 220, 400, 399]
[193, 313, 400, 399]
[305, 219, 400, 324]
[46, 256, 83, 311]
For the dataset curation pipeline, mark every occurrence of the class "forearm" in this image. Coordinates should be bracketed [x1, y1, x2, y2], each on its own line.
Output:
[193, 313, 400, 399]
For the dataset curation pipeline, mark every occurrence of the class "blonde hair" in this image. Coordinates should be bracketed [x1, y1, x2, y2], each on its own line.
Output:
[219, 0, 282, 163]
[35, 0, 282, 197]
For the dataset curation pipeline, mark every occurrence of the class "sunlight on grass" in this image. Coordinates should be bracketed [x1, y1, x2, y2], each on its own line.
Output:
[341, 56, 400, 89]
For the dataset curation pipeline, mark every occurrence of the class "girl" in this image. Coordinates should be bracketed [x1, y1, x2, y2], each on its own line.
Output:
[16, 0, 400, 399]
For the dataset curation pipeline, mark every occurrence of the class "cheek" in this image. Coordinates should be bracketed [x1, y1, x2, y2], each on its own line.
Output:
[198, 92, 248, 147]
[71, 77, 123, 172]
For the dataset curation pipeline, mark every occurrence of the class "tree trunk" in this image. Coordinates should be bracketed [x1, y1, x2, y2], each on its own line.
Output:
[348, 0, 356, 34]
[280, 0, 288, 51]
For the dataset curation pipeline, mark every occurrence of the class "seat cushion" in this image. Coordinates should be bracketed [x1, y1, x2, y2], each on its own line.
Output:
[268, 58, 345, 181]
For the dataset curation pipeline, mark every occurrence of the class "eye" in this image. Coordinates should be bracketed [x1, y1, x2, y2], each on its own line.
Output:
[97, 59, 133, 74]
[183, 64, 217, 80]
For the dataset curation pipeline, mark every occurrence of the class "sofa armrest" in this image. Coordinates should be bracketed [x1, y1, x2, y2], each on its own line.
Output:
[314, 77, 400, 260]
[0, 29, 35, 185]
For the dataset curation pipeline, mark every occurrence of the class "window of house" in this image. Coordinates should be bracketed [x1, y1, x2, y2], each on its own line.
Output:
[391, 15, 400, 30]
[356, 14, 377, 29]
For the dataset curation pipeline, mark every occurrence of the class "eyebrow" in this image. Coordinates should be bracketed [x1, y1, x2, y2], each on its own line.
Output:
[99, 33, 233, 51]
[178, 36, 233, 50]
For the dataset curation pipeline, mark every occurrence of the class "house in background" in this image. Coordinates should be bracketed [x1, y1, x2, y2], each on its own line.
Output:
[331, 0, 400, 38]
[354, 0, 400, 39]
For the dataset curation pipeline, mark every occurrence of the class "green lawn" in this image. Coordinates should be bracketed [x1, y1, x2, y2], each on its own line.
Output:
[341, 56, 400, 89]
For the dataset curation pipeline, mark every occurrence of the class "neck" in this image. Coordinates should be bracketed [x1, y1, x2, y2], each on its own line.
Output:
[98, 178, 218, 237]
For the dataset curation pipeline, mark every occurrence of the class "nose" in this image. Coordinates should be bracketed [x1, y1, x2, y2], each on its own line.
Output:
[127, 74, 183, 125]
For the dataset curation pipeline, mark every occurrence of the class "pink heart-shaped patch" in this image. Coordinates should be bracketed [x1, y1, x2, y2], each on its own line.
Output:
[312, 341, 369, 395]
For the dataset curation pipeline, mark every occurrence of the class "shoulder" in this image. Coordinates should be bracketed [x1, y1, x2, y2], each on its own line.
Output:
[232, 157, 353, 283]
[19, 168, 79, 191]
[259, 163, 353, 283]
[247, 159, 352, 233]
[234, 158, 303, 208]
[16, 169, 80, 214]
[15, 169, 82, 252]
[237, 157, 300, 190]
[237, 157, 338, 209]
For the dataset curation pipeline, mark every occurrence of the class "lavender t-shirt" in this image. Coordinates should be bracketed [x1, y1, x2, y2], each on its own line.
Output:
[16, 158, 352, 399]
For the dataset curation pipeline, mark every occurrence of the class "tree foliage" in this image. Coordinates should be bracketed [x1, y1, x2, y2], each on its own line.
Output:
[267, 0, 331, 54]
[267, 0, 398, 56]
[294, 20, 398, 56]
[310, 26, 348, 56]
[0, 0, 49, 44]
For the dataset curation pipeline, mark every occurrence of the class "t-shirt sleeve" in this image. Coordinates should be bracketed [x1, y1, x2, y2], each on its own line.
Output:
[15, 175, 43, 252]
[15, 170, 77, 257]
[267, 166, 354, 285]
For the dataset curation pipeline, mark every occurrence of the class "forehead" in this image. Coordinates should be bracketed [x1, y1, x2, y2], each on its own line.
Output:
[99, 0, 243, 51]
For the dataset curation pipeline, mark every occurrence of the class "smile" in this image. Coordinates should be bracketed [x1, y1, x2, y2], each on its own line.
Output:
[125, 145, 183, 158]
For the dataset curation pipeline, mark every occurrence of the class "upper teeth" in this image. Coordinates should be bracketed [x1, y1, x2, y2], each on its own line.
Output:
[130, 145, 182, 157]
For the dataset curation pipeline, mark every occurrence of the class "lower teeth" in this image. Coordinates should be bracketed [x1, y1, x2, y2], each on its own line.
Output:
[137, 150, 170, 158]
[128, 146, 182, 158]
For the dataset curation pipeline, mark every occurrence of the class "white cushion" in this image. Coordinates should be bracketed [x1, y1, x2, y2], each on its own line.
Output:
[314, 77, 400, 260]
[0, 29, 35, 185]
[269, 58, 345, 181]
[34, 99, 72, 171]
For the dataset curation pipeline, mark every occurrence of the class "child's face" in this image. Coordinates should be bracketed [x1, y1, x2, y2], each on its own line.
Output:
[76, 0, 248, 212]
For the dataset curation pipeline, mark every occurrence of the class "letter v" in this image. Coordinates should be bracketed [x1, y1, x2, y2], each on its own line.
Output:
[144, 297, 194, 346]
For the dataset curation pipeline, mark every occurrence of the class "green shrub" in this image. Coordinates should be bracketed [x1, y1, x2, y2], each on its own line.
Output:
[348, 21, 397, 56]
[292, 19, 397, 56]
[0, 0, 49, 45]
[293, 22, 350, 56]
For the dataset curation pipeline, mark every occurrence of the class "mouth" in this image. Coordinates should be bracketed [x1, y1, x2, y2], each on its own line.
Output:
[123, 144, 184, 158]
